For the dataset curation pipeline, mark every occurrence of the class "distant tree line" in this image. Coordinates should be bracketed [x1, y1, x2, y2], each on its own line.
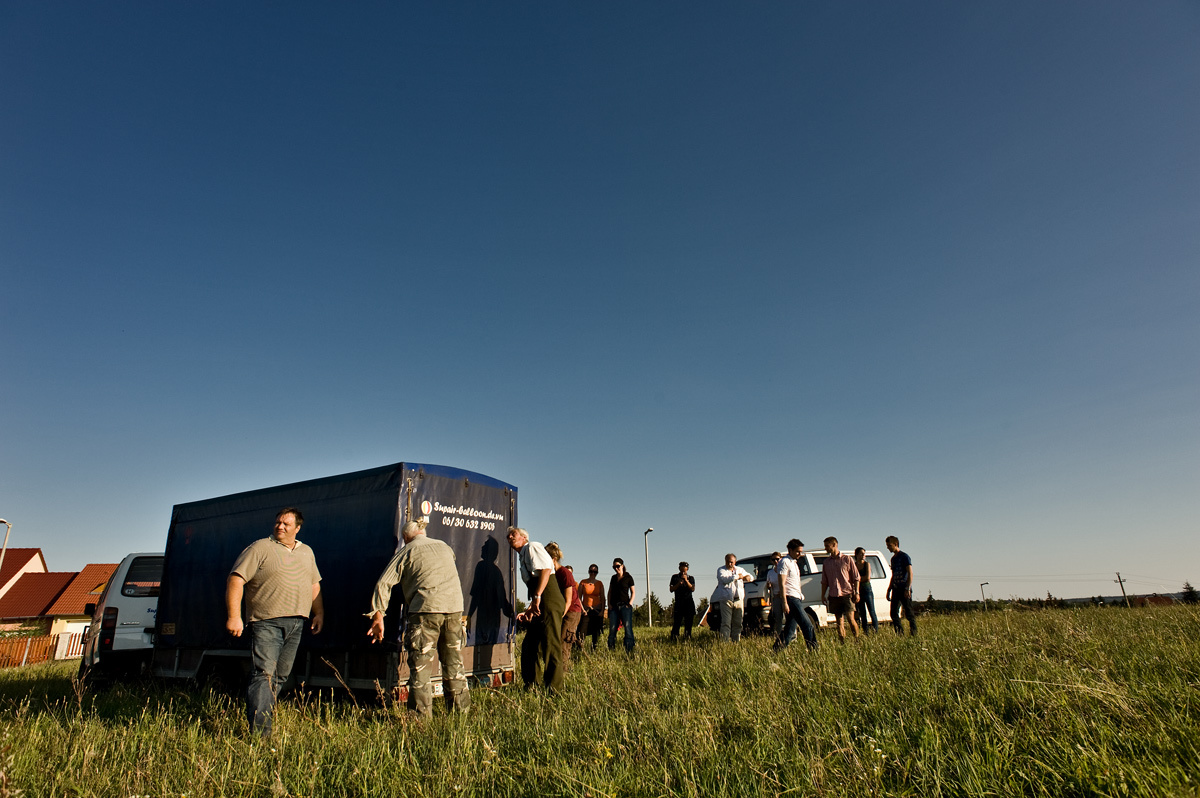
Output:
[919, 582, 1199, 614]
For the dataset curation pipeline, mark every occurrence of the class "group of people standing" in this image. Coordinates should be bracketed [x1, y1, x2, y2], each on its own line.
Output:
[506, 529, 642, 694]
[224, 509, 918, 735]
[687, 534, 918, 648]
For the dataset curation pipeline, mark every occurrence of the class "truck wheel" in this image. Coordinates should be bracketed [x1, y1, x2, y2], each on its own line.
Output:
[77, 663, 110, 692]
[199, 659, 246, 695]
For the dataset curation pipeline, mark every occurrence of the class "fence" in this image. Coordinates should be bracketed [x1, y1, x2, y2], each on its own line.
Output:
[0, 632, 84, 669]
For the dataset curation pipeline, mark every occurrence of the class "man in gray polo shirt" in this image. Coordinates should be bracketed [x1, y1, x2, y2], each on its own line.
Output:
[226, 507, 324, 737]
[367, 519, 470, 717]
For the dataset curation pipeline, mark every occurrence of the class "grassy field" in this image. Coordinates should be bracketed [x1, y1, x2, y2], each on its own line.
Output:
[1, 606, 1198, 798]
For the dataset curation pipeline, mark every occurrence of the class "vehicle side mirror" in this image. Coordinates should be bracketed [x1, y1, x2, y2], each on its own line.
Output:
[84, 602, 96, 617]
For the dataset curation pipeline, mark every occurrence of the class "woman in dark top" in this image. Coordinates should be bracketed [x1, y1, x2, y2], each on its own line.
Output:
[854, 547, 879, 633]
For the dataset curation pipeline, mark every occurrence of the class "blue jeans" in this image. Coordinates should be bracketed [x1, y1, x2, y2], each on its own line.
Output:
[607, 605, 635, 653]
[890, 587, 917, 636]
[775, 596, 818, 651]
[856, 581, 879, 633]
[247, 616, 305, 736]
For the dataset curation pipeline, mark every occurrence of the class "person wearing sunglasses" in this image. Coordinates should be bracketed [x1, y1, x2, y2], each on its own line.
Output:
[607, 558, 636, 653]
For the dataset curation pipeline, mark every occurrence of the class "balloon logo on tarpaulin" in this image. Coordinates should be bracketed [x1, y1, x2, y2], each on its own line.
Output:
[421, 501, 432, 516]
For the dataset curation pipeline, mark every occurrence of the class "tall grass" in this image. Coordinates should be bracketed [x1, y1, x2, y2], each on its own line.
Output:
[2, 606, 1198, 797]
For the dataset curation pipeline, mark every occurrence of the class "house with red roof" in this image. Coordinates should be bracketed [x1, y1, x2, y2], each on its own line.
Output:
[0, 571, 77, 635]
[0, 548, 48, 601]
[44, 563, 119, 636]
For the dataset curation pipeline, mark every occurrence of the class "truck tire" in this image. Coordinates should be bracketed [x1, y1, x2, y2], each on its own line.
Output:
[198, 658, 247, 695]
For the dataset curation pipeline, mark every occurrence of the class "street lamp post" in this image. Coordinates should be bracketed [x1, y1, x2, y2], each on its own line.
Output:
[0, 519, 12, 589]
[644, 528, 654, 627]
[980, 581, 989, 607]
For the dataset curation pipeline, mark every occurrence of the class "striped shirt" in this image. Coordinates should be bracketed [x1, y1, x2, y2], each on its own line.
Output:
[230, 537, 321, 622]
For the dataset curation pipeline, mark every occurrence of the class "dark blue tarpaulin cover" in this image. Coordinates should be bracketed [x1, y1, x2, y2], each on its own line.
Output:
[155, 462, 517, 660]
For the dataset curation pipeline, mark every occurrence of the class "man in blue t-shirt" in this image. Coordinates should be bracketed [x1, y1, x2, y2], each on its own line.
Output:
[885, 535, 916, 636]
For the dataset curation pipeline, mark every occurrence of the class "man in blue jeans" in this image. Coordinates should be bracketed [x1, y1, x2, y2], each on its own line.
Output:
[226, 507, 324, 736]
[773, 538, 818, 651]
[885, 535, 916, 636]
[607, 558, 636, 653]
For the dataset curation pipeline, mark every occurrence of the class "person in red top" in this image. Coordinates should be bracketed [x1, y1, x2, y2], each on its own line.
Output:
[577, 564, 606, 651]
[820, 536, 860, 642]
[546, 543, 583, 666]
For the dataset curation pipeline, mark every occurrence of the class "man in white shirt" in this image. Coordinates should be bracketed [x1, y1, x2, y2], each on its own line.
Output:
[506, 526, 565, 692]
[712, 553, 753, 642]
[773, 538, 818, 651]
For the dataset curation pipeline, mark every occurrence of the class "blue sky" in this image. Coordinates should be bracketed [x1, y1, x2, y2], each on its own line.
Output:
[2, 2, 1197, 602]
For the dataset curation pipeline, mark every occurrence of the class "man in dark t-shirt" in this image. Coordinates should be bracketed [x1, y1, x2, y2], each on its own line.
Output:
[885, 535, 916, 636]
[607, 558, 636, 653]
[668, 562, 696, 642]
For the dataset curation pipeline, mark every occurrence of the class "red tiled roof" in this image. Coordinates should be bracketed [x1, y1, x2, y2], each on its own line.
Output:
[44, 563, 119, 616]
[0, 572, 77, 620]
[0, 548, 47, 588]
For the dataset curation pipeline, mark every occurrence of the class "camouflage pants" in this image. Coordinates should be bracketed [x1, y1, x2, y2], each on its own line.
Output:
[404, 612, 470, 717]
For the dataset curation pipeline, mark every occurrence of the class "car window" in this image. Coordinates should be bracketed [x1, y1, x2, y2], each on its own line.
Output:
[121, 556, 164, 597]
[742, 558, 774, 582]
[866, 556, 886, 580]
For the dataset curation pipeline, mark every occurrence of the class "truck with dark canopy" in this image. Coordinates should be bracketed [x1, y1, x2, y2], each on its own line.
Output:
[152, 462, 518, 695]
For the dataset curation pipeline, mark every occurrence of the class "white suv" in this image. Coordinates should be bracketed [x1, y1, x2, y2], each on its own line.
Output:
[79, 552, 163, 685]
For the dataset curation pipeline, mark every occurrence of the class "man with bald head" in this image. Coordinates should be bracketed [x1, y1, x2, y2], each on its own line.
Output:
[368, 519, 470, 717]
[507, 526, 566, 692]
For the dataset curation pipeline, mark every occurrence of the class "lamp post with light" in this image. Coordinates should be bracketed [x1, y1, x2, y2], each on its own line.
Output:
[0, 519, 12, 587]
[644, 528, 654, 627]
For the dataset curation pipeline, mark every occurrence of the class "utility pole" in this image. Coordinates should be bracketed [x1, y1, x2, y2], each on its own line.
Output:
[644, 528, 654, 627]
[980, 581, 989, 608]
[1115, 572, 1131, 608]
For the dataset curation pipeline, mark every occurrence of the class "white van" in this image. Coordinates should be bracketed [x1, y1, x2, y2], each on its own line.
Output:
[712, 548, 891, 633]
[78, 552, 163, 684]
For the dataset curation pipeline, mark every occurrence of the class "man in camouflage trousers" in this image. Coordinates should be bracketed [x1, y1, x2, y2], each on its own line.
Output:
[367, 520, 470, 717]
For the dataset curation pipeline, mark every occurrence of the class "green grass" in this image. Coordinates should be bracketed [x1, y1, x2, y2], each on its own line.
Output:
[2, 607, 1198, 797]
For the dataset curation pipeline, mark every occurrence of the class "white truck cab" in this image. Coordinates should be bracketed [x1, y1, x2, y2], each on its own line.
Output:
[78, 552, 163, 684]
